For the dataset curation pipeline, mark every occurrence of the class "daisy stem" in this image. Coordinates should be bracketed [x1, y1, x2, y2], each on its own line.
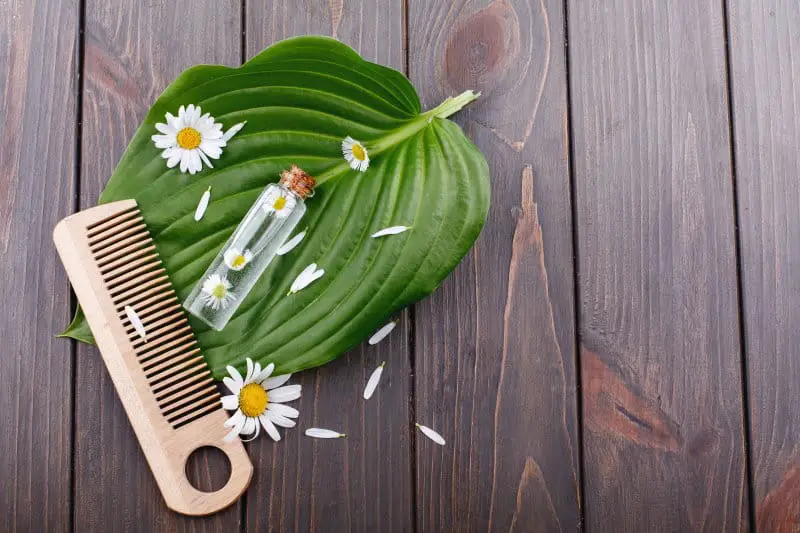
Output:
[314, 90, 479, 185]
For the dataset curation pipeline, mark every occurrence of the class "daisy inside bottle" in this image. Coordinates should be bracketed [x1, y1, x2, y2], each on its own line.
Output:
[183, 165, 316, 330]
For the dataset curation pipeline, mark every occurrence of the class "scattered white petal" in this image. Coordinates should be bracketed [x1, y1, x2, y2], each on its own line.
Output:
[371, 226, 410, 238]
[416, 423, 445, 446]
[305, 428, 346, 439]
[276, 230, 306, 255]
[368, 321, 397, 345]
[363, 362, 386, 400]
[124, 305, 146, 340]
[289, 263, 325, 294]
[223, 121, 246, 142]
[194, 187, 211, 221]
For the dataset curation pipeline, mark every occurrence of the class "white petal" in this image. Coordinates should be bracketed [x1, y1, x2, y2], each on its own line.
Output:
[194, 187, 211, 221]
[166, 149, 182, 168]
[254, 362, 275, 382]
[368, 321, 397, 345]
[224, 410, 245, 429]
[268, 384, 302, 403]
[289, 263, 319, 293]
[223, 121, 246, 142]
[267, 411, 296, 428]
[242, 421, 261, 442]
[223, 376, 241, 395]
[371, 226, 410, 238]
[200, 139, 223, 159]
[152, 134, 175, 149]
[259, 414, 282, 441]
[416, 423, 445, 446]
[155, 122, 174, 135]
[262, 373, 291, 390]
[124, 305, 146, 340]
[276, 230, 306, 256]
[241, 417, 257, 437]
[244, 358, 255, 383]
[188, 150, 202, 175]
[198, 150, 214, 169]
[220, 394, 239, 411]
[305, 428, 345, 439]
[267, 403, 299, 418]
[226, 364, 244, 386]
[223, 426, 240, 442]
[179, 154, 189, 173]
[363, 362, 385, 400]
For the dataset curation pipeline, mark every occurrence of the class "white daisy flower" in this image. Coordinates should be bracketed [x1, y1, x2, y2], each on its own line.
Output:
[201, 273, 235, 310]
[341, 136, 370, 172]
[223, 248, 253, 271]
[262, 187, 297, 218]
[151, 104, 245, 175]
[221, 358, 301, 442]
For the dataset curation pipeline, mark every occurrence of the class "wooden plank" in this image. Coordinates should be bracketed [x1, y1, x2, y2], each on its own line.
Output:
[244, 3, 414, 532]
[0, 0, 78, 531]
[408, 1, 581, 531]
[567, 0, 750, 530]
[726, 1, 800, 529]
[74, 1, 242, 530]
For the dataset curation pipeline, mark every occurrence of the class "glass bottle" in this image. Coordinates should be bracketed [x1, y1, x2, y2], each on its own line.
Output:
[183, 165, 315, 330]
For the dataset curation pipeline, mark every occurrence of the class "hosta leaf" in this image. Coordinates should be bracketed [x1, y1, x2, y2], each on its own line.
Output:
[61, 36, 490, 379]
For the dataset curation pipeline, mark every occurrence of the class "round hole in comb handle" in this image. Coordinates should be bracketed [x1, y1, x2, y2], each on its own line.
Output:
[185, 446, 231, 492]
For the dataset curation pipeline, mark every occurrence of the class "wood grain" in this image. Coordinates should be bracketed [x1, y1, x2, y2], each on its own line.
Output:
[408, 1, 581, 531]
[74, 0, 242, 530]
[726, 1, 800, 531]
[244, 2, 414, 532]
[0, 0, 79, 531]
[567, 0, 750, 530]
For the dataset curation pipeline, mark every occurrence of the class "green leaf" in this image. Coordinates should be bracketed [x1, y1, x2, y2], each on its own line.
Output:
[58, 307, 96, 344]
[63, 36, 490, 379]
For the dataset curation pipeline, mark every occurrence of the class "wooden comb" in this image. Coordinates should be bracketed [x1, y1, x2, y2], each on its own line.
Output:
[53, 199, 253, 516]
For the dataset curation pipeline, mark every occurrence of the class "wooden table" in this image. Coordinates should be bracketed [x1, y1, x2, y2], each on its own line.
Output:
[2, 0, 799, 531]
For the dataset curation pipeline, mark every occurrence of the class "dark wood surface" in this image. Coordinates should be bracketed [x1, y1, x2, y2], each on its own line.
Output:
[727, 2, 800, 531]
[408, 1, 581, 532]
[2, 0, 799, 532]
[568, 1, 750, 531]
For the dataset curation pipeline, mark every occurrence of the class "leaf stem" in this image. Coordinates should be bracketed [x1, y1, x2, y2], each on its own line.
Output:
[315, 90, 479, 185]
[424, 90, 481, 119]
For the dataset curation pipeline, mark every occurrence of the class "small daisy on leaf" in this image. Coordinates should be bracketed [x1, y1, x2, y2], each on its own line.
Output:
[342, 136, 369, 172]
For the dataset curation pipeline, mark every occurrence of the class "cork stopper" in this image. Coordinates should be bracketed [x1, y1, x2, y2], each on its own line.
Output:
[279, 165, 316, 199]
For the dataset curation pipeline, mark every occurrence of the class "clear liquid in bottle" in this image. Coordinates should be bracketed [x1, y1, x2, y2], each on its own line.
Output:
[183, 166, 315, 330]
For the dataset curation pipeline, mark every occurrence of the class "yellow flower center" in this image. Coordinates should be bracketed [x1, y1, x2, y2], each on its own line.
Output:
[351, 143, 366, 161]
[239, 383, 268, 417]
[211, 284, 227, 299]
[231, 255, 247, 268]
[176, 127, 202, 149]
[273, 196, 287, 210]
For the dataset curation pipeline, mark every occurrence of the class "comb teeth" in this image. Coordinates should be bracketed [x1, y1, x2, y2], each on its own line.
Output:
[87, 205, 219, 429]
